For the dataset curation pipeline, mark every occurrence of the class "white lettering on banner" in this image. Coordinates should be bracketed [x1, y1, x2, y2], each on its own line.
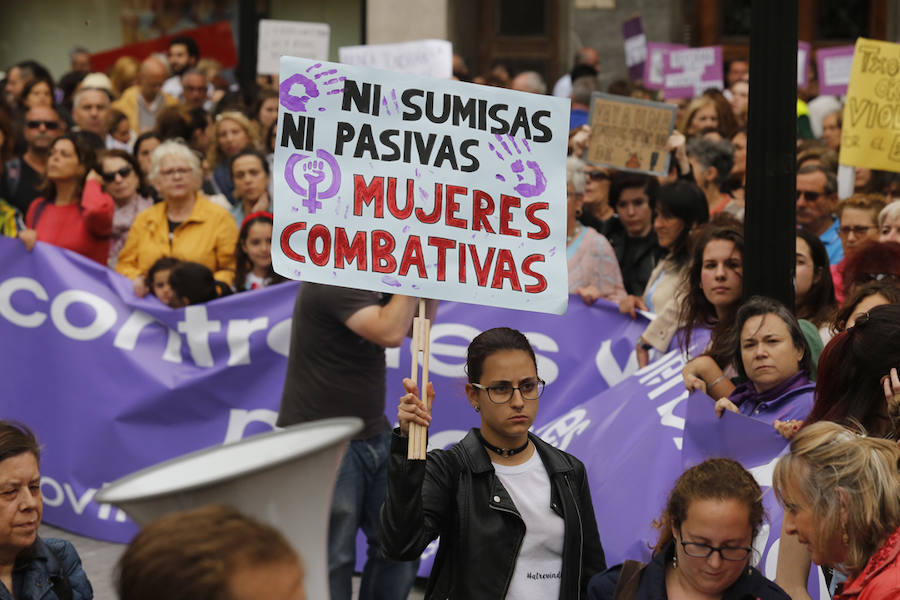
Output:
[427, 323, 480, 378]
[0, 276, 49, 327]
[227, 317, 270, 366]
[594, 340, 638, 387]
[49, 290, 117, 341]
[224, 409, 280, 443]
[177, 306, 221, 367]
[428, 429, 467, 451]
[41, 476, 127, 522]
[113, 310, 183, 363]
[536, 408, 590, 452]
[266, 318, 293, 357]
[634, 349, 689, 448]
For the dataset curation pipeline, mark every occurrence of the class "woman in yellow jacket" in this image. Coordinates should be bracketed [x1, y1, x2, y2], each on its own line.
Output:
[116, 140, 238, 296]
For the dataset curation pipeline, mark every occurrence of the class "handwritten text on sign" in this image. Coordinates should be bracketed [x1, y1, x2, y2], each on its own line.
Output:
[273, 57, 571, 314]
[587, 93, 675, 176]
[839, 38, 900, 171]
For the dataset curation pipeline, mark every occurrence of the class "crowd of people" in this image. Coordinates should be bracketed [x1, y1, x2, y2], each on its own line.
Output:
[2, 32, 900, 600]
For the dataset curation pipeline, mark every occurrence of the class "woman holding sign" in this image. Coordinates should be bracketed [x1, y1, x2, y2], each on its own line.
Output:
[381, 327, 606, 600]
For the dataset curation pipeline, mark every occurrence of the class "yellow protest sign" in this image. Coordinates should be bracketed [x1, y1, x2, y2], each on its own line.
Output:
[586, 92, 676, 176]
[839, 37, 900, 170]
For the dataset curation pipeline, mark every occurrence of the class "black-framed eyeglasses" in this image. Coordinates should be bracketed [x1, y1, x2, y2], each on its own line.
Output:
[677, 528, 753, 561]
[471, 378, 545, 404]
[26, 120, 59, 130]
[839, 225, 874, 236]
[101, 165, 133, 182]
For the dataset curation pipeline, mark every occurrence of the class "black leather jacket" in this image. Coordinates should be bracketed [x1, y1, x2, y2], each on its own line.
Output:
[381, 428, 606, 599]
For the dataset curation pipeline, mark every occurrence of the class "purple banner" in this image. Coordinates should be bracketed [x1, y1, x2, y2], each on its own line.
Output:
[662, 45, 723, 99]
[622, 16, 647, 82]
[0, 238, 824, 595]
[816, 45, 855, 96]
[644, 42, 685, 91]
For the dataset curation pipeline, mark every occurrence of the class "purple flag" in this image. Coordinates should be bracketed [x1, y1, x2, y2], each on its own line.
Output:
[622, 16, 647, 82]
[816, 45, 855, 96]
[662, 46, 724, 99]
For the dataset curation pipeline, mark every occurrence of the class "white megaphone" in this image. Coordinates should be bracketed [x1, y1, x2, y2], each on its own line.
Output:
[95, 417, 363, 600]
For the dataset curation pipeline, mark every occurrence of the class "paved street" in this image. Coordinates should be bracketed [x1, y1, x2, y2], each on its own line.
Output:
[40, 523, 427, 599]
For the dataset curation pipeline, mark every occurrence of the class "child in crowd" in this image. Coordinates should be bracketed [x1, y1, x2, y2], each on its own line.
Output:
[233, 211, 285, 292]
[145, 257, 180, 307]
[168, 261, 232, 307]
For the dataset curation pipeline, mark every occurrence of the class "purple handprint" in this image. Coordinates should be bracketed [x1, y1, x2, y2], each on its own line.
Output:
[279, 63, 346, 113]
[490, 134, 547, 198]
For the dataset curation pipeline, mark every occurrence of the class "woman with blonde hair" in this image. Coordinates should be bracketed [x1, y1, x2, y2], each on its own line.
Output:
[679, 96, 719, 137]
[774, 421, 900, 599]
[108, 56, 140, 99]
[207, 111, 260, 206]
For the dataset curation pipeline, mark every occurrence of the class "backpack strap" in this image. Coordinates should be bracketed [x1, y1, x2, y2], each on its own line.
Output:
[29, 198, 48, 230]
[612, 560, 646, 600]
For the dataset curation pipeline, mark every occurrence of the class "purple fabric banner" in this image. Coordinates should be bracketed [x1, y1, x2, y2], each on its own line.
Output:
[816, 45, 855, 96]
[662, 45, 724, 99]
[0, 238, 823, 595]
[622, 16, 647, 82]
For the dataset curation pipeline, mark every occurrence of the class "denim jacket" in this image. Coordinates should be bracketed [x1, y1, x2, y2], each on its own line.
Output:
[0, 538, 93, 600]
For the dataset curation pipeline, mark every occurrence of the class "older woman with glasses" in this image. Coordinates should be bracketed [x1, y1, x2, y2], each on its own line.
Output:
[382, 327, 606, 599]
[116, 140, 238, 297]
[589, 458, 790, 600]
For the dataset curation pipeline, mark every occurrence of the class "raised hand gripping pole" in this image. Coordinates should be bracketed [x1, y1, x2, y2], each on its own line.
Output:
[408, 298, 432, 460]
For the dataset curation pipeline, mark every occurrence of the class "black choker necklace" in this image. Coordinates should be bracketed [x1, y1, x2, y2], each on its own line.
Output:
[475, 430, 530, 458]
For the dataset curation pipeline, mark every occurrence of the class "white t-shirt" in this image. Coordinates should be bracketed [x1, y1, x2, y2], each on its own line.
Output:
[493, 450, 564, 599]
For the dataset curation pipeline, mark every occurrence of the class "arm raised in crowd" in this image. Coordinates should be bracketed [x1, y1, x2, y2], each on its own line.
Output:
[80, 175, 115, 238]
[345, 293, 421, 348]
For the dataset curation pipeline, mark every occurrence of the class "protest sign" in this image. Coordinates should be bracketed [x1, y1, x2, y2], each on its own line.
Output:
[257, 20, 330, 75]
[586, 92, 675, 176]
[798, 41, 811, 88]
[643, 42, 685, 90]
[622, 16, 647, 82]
[662, 45, 723, 99]
[338, 39, 453, 79]
[838, 38, 900, 172]
[273, 56, 571, 314]
[816, 44, 855, 96]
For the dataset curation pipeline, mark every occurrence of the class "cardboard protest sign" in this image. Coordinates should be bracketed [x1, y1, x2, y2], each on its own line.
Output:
[817, 45, 855, 96]
[838, 38, 900, 172]
[586, 92, 675, 176]
[643, 42, 685, 90]
[622, 16, 647, 82]
[257, 20, 330, 75]
[273, 57, 571, 314]
[798, 41, 811, 88]
[662, 46, 723, 99]
[338, 40, 453, 79]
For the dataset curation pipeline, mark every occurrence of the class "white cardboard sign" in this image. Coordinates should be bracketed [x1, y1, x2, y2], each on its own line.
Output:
[257, 20, 330, 75]
[273, 56, 571, 314]
[338, 39, 453, 79]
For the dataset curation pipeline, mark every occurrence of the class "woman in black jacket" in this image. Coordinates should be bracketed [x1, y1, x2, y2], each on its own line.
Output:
[381, 327, 605, 599]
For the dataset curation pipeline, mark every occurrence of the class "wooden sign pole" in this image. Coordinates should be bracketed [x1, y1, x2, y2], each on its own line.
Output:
[408, 298, 432, 460]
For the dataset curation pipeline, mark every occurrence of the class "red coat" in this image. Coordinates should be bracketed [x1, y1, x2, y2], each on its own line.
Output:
[836, 524, 900, 600]
[26, 179, 114, 264]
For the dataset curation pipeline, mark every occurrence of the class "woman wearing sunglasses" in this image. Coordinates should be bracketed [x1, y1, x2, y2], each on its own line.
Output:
[18, 132, 114, 264]
[589, 458, 790, 600]
[382, 327, 606, 600]
[99, 149, 153, 267]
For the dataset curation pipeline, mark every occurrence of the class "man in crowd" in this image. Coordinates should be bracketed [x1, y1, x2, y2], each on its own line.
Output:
[3, 60, 52, 109]
[69, 46, 91, 73]
[570, 74, 598, 130]
[553, 46, 600, 98]
[0, 105, 64, 215]
[72, 86, 111, 137]
[796, 163, 843, 264]
[605, 172, 665, 296]
[162, 36, 200, 99]
[112, 56, 178, 134]
[278, 285, 433, 600]
[181, 68, 211, 111]
[511, 70, 547, 95]
[687, 137, 735, 216]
